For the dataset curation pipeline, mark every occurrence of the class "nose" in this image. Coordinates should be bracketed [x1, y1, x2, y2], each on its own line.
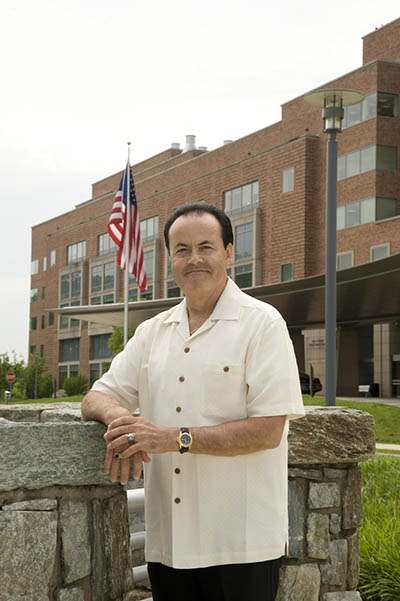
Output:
[187, 250, 203, 264]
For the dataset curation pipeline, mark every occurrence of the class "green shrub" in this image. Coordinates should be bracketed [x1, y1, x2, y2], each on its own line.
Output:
[359, 456, 400, 601]
[63, 375, 88, 396]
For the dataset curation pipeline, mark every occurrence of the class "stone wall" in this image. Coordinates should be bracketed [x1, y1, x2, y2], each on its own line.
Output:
[0, 403, 375, 601]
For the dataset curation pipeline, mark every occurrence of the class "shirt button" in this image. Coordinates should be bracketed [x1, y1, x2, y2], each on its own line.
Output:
[223, 366, 229, 372]
[184, 347, 190, 353]
[179, 376, 185, 382]
[175, 497, 181, 504]
[175, 468, 181, 474]
[176, 406, 182, 413]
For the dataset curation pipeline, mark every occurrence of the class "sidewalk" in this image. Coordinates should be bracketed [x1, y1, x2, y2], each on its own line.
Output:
[376, 442, 400, 452]
[337, 396, 400, 408]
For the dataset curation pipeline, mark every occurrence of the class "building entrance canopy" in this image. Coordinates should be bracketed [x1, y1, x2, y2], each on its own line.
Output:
[54, 254, 400, 331]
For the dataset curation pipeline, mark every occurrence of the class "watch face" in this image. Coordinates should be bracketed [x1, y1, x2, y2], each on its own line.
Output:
[181, 434, 191, 445]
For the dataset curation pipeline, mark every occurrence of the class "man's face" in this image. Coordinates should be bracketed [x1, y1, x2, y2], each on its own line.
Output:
[168, 212, 232, 297]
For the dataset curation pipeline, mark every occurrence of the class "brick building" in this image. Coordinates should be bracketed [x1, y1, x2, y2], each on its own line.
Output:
[30, 18, 400, 398]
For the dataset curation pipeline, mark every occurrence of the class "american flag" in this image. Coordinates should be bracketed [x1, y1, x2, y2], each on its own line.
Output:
[108, 162, 147, 292]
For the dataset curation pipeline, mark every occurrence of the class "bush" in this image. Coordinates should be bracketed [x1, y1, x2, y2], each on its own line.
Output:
[359, 456, 400, 601]
[63, 375, 88, 396]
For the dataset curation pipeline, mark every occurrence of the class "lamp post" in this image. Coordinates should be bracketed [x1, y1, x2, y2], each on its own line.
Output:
[303, 89, 364, 406]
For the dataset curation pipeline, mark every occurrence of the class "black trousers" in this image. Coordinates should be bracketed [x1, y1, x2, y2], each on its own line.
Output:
[147, 557, 283, 601]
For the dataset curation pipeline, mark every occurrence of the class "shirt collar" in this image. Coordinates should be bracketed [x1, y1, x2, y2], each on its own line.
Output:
[162, 278, 241, 325]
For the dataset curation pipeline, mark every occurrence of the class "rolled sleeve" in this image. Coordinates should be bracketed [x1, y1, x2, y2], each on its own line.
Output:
[246, 316, 305, 420]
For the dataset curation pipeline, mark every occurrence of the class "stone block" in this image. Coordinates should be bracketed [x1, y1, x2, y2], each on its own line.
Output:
[40, 408, 82, 423]
[347, 532, 360, 589]
[308, 482, 340, 509]
[0, 509, 57, 601]
[3, 498, 57, 511]
[307, 513, 330, 559]
[288, 407, 375, 464]
[60, 499, 91, 585]
[343, 466, 363, 529]
[330, 513, 341, 535]
[324, 468, 348, 479]
[288, 468, 322, 480]
[91, 499, 107, 600]
[321, 593, 362, 601]
[276, 564, 320, 601]
[58, 585, 85, 601]
[320, 539, 348, 587]
[288, 479, 306, 558]
[104, 491, 134, 598]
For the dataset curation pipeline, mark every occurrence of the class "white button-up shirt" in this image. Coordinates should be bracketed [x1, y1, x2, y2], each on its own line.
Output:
[93, 278, 305, 568]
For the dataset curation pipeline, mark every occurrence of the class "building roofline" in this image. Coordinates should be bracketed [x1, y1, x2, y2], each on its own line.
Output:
[362, 17, 400, 40]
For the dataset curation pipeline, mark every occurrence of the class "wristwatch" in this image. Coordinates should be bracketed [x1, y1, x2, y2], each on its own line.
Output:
[177, 427, 193, 454]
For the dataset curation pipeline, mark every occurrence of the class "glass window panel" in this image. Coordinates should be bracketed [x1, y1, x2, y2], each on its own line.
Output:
[337, 156, 346, 180]
[347, 151, 361, 177]
[90, 363, 101, 387]
[92, 334, 112, 360]
[29, 345, 36, 355]
[377, 92, 398, 118]
[376, 145, 397, 170]
[337, 252, 353, 271]
[144, 250, 154, 280]
[103, 262, 114, 290]
[59, 366, 68, 388]
[42, 286, 46, 300]
[40, 345, 44, 357]
[224, 190, 232, 213]
[167, 255, 172, 276]
[252, 181, 259, 206]
[30, 316, 37, 331]
[281, 263, 294, 282]
[91, 296, 101, 305]
[70, 300, 80, 328]
[362, 92, 377, 121]
[91, 265, 102, 293]
[231, 188, 242, 214]
[141, 285, 153, 301]
[71, 272, 81, 297]
[242, 184, 252, 207]
[147, 218, 154, 238]
[69, 364, 79, 378]
[167, 281, 181, 298]
[30, 288, 38, 303]
[282, 167, 294, 193]
[50, 250, 56, 266]
[60, 274, 70, 300]
[337, 206, 345, 230]
[235, 264, 252, 288]
[128, 288, 138, 301]
[31, 259, 39, 275]
[49, 312, 54, 326]
[61, 338, 80, 362]
[140, 221, 146, 238]
[103, 294, 114, 304]
[235, 223, 253, 260]
[345, 202, 360, 228]
[360, 197, 375, 223]
[345, 103, 362, 127]
[41, 315, 45, 329]
[376, 197, 398, 221]
[43, 257, 47, 272]
[371, 245, 389, 261]
[361, 146, 376, 173]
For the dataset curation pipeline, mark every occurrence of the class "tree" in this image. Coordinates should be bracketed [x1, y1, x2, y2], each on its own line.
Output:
[108, 326, 135, 357]
[0, 352, 25, 400]
[24, 354, 53, 399]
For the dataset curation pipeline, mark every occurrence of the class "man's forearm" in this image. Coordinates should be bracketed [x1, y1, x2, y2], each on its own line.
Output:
[81, 390, 132, 426]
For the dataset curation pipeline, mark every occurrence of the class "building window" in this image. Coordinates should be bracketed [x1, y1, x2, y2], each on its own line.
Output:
[41, 315, 45, 329]
[224, 181, 258, 215]
[30, 317, 37, 331]
[60, 272, 81, 300]
[50, 250, 56, 266]
[90, 262, 115, 304]
[40, 344, 44, 357]
[91, 334, 113, 360]
[140, 216, 159, 241]
[59, 364, 79, 388]
[337, 251, 354, 271]
[60, 338, 80, 362]
[141, 285, 153, 301]
[59, 301, 80, 329]
[98, 233, 117, 256]
[49, 312, 54, 326]
[343, 91, 398, 128]
[43, 257, 47, 272]
[31, 259, 39, 275]
[282, 168, 295, 193]
[281, 263, 294, 282]
[29, 345, 36, 355]
[337, 197, 398, 230]
[338, 145, 397, 180]
[235, 223, 253, 260]
[167, 280, 181, 298]
[42, 286, 46, 300]
[128, 250, 154, 301]
[235, 264, 252, 288]
[30, 288, 38, 303]
[67, 241, 86, 264]
[371, 243, 390, 262]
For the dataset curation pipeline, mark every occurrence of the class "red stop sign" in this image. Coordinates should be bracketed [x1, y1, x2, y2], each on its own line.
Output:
[6, 372, 16, 384]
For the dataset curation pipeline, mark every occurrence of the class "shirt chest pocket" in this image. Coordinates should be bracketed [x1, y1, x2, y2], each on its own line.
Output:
[200, 362, 247, 421]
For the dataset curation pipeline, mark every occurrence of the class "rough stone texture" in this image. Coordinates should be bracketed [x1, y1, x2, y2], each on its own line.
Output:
[330, 513, 341, 535]
[288, 407, 375, 464]
[276, 564, 320, 601]
[0, 420, 114, 491]
[0, 402, 80, 423]
[321, 593, 362, 601]
[104, 492, 134, 598]
[347, 532, 360, 590]
[58, 585, 85, 601]
[320, 539, 348, 587]
[288, 479, 306, 558]
[307, 513, 330, 559]
[60, 499, 91, 585]
[324, 468, 348, 479]
[0, 508, 58, 601]
[92, 499, 108, 600]
[2, 498, 57, 511]
[40, 408, 82, 423]
[288, 468, 323, 480]
[308, 482, 341, 509]
[343, 466, 363, 529]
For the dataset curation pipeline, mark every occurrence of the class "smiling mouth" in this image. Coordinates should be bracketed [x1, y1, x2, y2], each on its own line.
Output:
[185, 269, 209, 275]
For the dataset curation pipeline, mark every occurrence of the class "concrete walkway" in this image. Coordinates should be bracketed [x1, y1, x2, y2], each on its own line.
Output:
[376, 442, 400, 451]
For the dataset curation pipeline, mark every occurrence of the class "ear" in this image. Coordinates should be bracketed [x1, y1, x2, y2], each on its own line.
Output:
[225, 243, 233, 266]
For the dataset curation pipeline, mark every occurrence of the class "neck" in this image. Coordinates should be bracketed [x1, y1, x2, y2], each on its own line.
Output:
[185, 278, 227, 321]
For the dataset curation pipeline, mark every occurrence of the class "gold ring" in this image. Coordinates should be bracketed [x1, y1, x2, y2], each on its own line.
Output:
[127, 433, 135, 443]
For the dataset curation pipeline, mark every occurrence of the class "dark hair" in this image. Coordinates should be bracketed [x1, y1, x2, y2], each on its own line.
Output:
[163, 203, 234, 253]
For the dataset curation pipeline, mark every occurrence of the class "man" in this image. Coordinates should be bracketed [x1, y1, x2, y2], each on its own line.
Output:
[82, 203, 305, 601]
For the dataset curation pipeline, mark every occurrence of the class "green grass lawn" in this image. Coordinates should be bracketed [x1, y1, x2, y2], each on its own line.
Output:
[303, 396, 400, 445]
[6, 395, 84, 405]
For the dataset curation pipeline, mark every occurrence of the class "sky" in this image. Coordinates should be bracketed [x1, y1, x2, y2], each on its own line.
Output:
[0, 0, 399, 361]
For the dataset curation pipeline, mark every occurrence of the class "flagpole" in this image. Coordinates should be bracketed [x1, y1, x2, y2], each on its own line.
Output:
[124, 142, 131, 348]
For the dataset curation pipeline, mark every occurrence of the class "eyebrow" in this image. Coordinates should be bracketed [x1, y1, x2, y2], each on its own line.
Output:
[173, 240, 214, 250]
